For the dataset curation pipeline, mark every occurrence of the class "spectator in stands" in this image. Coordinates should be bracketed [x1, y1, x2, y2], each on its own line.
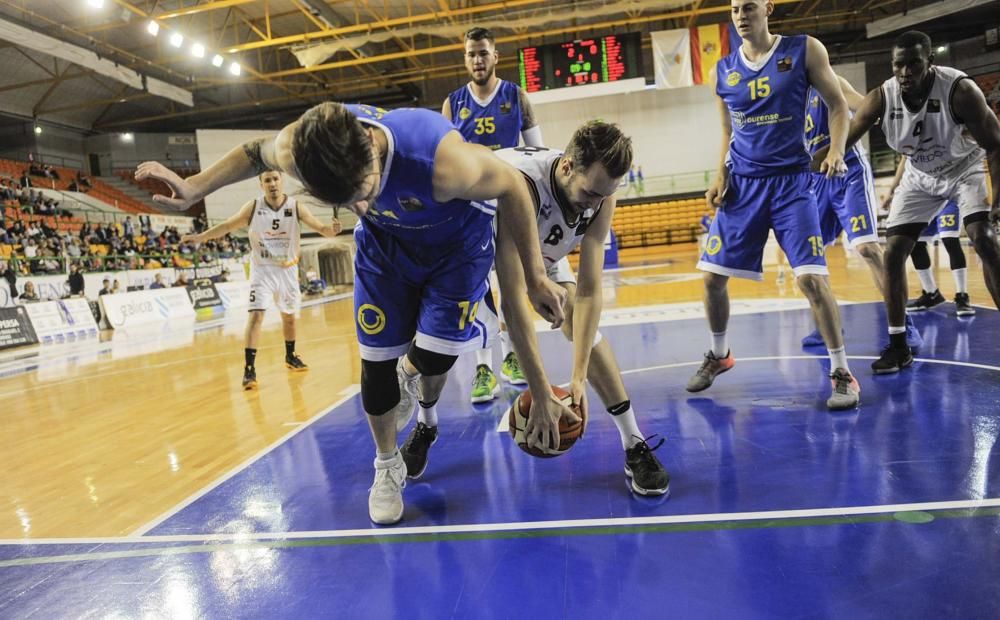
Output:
[19, 171, 31, 188]
[68, 179, 79, 192]
[217, 268, 230, 283]
[111, 279, 121, 294]
[18, 187, 30, 206]
[123, 216, 134, 240]
[44, 165, 59, 180]
[67, 262, 84, 297]
[173, 273, 189, 288]
[149, 273, 166, 289]
[0, 179, 14, 201]
[77, 171, 92, 189]
[23, 238, 38, 273]
[1, 260, 15, 300]
[66, 237, 82, 259]
[19, 281, 39, 302]
[98, 278, 113, 296]
[194, 213, 208, 234]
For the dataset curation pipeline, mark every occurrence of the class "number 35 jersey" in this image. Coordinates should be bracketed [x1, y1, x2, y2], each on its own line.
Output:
[716, 35, 810, 177]
[493, 146, 601, 267]
[448, 79, 523, 151]
[880, 65, 985, 179]
[248, 196, 300, 268]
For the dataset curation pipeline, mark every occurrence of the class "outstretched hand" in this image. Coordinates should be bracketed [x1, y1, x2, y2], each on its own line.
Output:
[135, 162, 201, 211]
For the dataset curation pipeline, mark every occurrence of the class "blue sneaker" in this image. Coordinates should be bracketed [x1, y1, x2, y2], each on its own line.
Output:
[905, 315, 923, 349]
[801, 328, 825, 348]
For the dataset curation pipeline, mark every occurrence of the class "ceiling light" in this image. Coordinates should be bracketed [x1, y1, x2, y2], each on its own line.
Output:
[191, 43, 205, 58]
[33, 125, 42, 135]
[86, 0, 105, 8]
[228, 62, 241, 76]
[169, 33, 184, 48]
[935, 45, 947, 53]
[146, 21, 159, 36]
[211, 54, 224, 67]
[120, 132, 134, 142]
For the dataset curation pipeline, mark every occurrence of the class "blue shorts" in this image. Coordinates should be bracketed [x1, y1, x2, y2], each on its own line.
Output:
[353, 222, 498, 361]
[697, 172, 828, 281]
[814, 158, 879, 248]
[919, 201, 961, 241]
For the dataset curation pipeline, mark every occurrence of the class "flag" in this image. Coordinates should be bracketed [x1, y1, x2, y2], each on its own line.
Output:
[651, 29, 693, 89]
[690, 23, 741, 85]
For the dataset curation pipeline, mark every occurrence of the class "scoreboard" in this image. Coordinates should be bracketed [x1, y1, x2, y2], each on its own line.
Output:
[518, 32, 642, 93]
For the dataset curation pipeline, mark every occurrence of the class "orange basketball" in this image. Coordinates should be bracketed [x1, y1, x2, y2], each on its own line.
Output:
[507, 385, 587, 458]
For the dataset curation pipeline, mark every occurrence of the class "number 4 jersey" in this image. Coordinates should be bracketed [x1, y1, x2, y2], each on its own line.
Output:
[248, 196, 301, 268]
[493, 146, 601, 268]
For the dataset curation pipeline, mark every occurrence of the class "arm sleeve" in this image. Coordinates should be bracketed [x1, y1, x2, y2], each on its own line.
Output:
[520, 125, 544, 147]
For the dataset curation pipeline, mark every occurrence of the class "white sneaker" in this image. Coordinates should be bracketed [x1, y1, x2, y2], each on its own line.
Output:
[369, 454, 407, 525]
[394, 358, 419, 432]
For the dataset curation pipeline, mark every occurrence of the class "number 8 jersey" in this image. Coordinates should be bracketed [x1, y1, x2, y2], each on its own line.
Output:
[494, 146, 601, 267]
[248, 196, 301, 268]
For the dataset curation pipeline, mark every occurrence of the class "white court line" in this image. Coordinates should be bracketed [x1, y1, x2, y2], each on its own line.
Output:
[4, 497, 999, 546]
[496, 355, 1000, 432]
[128, 383, 362, 537]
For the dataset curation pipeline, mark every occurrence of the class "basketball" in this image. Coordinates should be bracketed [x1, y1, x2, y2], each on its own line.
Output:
[507, 385, 587, 457]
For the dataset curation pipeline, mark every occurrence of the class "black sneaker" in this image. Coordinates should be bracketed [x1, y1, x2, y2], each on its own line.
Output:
[624, 435, 670, 496]
[955, 293, 975, 317]
[242, 365, 257, 390]
[285, 353, 309, 371]
[906, 289, 946, 312]
[871, 345, 914, 374]
[401, 422, 438, 479]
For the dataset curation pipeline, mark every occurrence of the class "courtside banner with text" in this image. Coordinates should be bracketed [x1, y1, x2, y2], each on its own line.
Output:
[100, 288, 196, 329]
[23, 299, 100, 343]
[186, 278, 224, 312]
[0, 306, 39, 350]
[216, 281, 251, 310]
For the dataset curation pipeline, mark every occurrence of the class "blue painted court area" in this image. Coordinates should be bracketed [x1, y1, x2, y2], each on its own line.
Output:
[3, 302, 1000, 617]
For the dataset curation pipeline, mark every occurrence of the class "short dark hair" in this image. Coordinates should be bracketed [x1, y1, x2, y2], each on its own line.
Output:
[465, 27, 495, 45]
[893, 30, 932, 54]
[565, 121, 633, 179]
[292, 102, 373, 205]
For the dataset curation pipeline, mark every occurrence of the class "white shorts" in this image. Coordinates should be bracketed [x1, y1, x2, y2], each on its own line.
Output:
[249, 264, 301, 314]
[887, 158, 990, 229]
[546, 257, 576, 285]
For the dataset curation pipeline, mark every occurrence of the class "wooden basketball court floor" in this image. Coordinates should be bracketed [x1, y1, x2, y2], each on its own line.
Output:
[2, 242, 999, 617]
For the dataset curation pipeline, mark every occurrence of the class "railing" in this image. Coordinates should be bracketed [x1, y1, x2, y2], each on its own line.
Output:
[109, 159, 200, 175]
[5, 250, 248, 276]
[0, 150, 84, 171]
[615, 170, 714, 199]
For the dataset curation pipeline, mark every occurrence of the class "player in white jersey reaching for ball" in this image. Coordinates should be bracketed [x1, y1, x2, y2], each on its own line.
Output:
[816, 30, 1000, 373]
[400, 122, 670, 495]
[182, 170, 342, 389]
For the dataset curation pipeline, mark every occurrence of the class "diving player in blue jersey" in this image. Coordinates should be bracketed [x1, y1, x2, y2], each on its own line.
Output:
[443, 26, 544, 403]
[802, 77, 922, 349]
[136, 101, 572, 526]
[687, 0, 860, 410]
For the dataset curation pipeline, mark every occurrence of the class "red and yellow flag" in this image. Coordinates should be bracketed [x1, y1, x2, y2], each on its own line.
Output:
[690, 23, 736, 85]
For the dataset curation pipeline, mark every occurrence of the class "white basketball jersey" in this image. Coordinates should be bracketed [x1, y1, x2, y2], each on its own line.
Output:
[493, 147, 601, 267]
[880, 66, 984, 178]
[248, 196, 301, 268]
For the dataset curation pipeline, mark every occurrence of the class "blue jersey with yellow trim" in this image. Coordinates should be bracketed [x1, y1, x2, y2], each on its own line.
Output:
[805, 86, 860, 167]
[448, 80, 523, 151]
[716, 35, 810, 176]
[347, 104, 495, 247]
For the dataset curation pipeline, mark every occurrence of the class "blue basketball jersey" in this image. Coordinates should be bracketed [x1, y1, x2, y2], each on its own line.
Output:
[716, 35, 810, 176]
[346, 104, 496, 247]
[805, 86, 860, 167]
[448, 80, 523, 151]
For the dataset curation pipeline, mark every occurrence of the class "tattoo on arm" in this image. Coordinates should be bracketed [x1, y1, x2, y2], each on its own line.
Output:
[519, 88, 537, 130]
[243, 139, 268, 175]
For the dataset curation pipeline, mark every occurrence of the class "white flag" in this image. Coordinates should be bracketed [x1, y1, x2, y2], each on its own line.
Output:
[651, 29, 693, 89]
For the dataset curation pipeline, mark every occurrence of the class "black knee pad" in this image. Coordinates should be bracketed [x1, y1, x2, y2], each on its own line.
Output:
[361, 358, 400, 416]
[941, 237, 967, 269]
[406, 344, 457, 376]
[886, 223, 925, 242]
[910, 241, 931, 270]
[963, 211, 989, 227]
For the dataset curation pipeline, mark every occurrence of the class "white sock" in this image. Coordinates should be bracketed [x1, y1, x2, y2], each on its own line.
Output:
[376, 449, 400, 463]
[500, 330, 513, 358]
[952, 268, 968, 294]
[418, 403, 438, 427]
[609, 406, 644, 449]
[828, 346, 850, 374]
[916, 268, 937, 293]
[888, 325, 906, 335]
[475, 347, 492, 368]
[711, 331, 728, 358]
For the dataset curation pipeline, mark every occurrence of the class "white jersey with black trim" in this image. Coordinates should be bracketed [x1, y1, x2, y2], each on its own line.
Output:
[880, 66, 985, 178]
[493, 146, 601, 267]
[248, 195, 301, 268]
